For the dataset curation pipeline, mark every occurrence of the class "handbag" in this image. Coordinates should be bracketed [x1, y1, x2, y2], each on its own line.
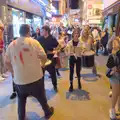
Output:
[106, 54, 115, 78]
[106, 69, 113, 78]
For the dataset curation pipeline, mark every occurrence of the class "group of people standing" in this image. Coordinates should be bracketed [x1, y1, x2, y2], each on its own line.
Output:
[2, 21, 119, 120]
[4, 23, 98, 120]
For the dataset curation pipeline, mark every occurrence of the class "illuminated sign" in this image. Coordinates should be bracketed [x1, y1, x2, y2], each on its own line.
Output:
[88, 5, 92, 9]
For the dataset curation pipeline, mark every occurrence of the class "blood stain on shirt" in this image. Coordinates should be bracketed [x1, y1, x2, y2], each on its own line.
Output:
[23, 48, 30, 52]
[19, 51, 24, 65]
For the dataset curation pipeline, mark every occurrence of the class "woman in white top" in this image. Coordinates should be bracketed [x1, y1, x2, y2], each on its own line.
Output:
[65, 28, 82, 92]
[80, 28, 97, 75]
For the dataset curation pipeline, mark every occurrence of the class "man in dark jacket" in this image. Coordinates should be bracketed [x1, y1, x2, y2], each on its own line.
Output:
[37, 25, 59, 92]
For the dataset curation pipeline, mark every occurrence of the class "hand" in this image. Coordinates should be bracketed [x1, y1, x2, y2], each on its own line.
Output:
[42, 65, 45, 68]
[110, 70, 115, 75]
[53, 50, 57, 54]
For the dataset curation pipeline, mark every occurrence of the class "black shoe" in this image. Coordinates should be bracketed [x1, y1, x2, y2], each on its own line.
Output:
[10, 92, 16, 99]
[69, 85, 73, 92]
[54, 87, 58, 92]
[78, 85, 82, 89]
[45, 107, 54, 119]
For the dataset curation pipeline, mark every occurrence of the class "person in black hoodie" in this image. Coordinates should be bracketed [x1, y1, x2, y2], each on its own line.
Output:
[37, 25, 59, 92]
[101, 28, 109, 55]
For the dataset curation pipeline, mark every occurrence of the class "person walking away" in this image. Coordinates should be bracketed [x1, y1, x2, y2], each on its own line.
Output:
[5, 24, 54, 120]
[65, 28, 82, 92]
[101, 28, 109, 55]
[37, 25, 59, 92]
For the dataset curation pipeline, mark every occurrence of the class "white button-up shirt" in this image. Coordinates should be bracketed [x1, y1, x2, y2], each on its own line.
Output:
[5, 37, 47, 85]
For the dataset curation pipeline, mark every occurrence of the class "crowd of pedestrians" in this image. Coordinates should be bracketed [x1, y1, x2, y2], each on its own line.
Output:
[0, 19, 120, 120]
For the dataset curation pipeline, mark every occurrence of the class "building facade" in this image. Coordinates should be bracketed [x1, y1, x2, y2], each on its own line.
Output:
[0, 0, 51, 45]
[82, 0, 103, 26]
[103, 0, 120, 35]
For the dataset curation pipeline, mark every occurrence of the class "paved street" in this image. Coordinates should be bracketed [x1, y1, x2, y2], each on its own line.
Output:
[0, 55, 114, 120]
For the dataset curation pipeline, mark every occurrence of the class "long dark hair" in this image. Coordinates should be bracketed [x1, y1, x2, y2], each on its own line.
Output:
[36, 28, 40, 36]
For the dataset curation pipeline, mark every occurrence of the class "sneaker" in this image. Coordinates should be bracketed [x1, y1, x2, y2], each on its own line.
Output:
[10, 92, 17, 99]
[45, 107, 54, 119]
[0, 75, 5, 81]
[109, 109, 116, 120]
[54, 86, 58, 92]
[109, 91, 112, 98]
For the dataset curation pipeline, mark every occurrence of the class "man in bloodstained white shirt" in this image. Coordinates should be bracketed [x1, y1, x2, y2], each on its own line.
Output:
[5, 24, 54, 120]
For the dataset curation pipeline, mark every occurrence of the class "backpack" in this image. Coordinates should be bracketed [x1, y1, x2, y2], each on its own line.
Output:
[106, 50, 120, 73]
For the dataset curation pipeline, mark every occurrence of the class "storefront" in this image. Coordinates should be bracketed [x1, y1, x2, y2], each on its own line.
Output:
[6, 0, 46, 37]
[12, 8, 25, 37]
[0, 0, 50, 44]
[103, 0, 120, 35]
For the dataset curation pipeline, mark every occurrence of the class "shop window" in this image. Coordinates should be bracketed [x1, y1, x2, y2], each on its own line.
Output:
[12, 9, 25, 37]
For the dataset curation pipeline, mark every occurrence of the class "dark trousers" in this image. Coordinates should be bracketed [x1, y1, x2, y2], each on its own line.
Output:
[15, 78, 50, 120]
[69, 56, 81, 82]
[12, 75, 16, 93]
[103, 44, 108, 55]
[44, 54, 57, 88]
[13, 82, 16, 92]
[96, 41, 99, 54]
